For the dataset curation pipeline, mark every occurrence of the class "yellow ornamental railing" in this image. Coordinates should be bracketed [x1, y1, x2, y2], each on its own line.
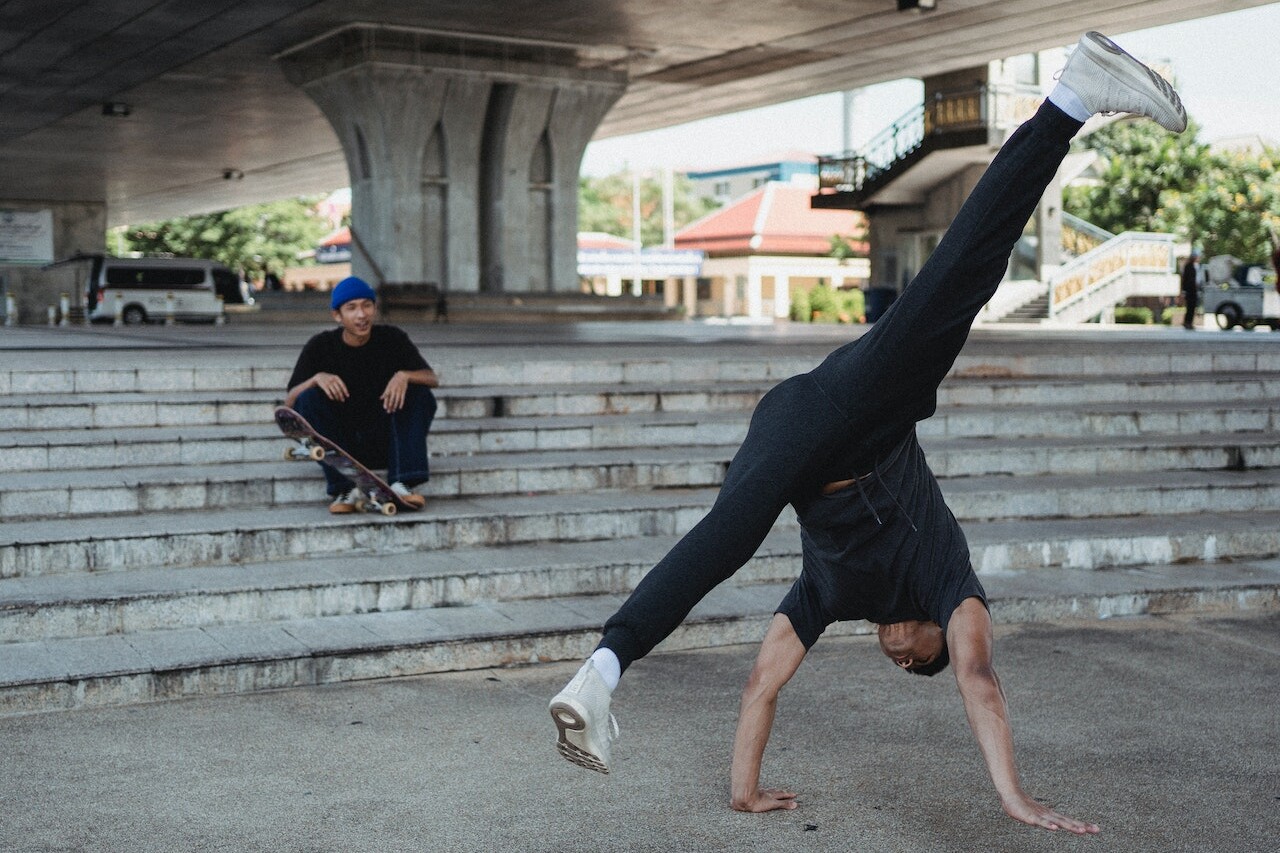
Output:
[1049, 232, 1177, 319]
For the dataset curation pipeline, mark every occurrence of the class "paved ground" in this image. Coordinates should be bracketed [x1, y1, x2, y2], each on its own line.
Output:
[1, 610, 1276, 853]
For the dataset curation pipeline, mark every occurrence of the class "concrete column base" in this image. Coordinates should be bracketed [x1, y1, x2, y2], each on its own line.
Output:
[279, 27, 626, 295]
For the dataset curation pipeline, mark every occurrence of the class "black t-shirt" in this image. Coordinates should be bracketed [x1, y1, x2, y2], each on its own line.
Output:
[287, 325, 429, 429]
[777, 430, 987, 648]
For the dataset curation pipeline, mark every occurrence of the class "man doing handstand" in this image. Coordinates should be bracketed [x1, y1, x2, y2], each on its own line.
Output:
[549, 31, 1186, 835]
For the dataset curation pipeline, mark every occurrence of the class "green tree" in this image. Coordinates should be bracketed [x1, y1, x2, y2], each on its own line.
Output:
[1064, 117, 1280, 262]
[829, 233, 864, 262]
[1175, 148, 1280, 261]
[119, 197, 330, 278]
[1063, 118, 1211, 235]
[578, 172, 718, 246]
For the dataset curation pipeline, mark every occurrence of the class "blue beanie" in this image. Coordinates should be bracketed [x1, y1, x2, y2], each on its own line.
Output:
[331, 276, 377, 310]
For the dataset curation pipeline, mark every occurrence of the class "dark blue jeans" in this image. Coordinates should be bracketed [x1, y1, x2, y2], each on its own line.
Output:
[600, 102, 1083, 671]
[294, 385, 437, 495]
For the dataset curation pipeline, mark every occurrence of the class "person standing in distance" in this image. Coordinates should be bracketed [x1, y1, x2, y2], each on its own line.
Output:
[285, 276, 439, 512]
[1180, 249, 1201, 330]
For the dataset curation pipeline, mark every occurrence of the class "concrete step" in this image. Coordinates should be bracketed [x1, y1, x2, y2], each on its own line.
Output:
[3, 371, 1280, 429]
[4, 429, 1277, 521]
[6, 504, 1280, 645]
[0, 490, 736, 579]
[0, 447, 733, 519]
[2, 556, 1277, 716]
[6, 346, 1280, 397]
[0, 532, 799, 642]
[5, 400, 1275, 474]
[4, 471, 1278, 580]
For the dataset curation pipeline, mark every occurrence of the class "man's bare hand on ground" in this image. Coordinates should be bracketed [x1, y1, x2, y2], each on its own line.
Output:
[1001, 793, 1100, 835]
[731, 787, 798, 813]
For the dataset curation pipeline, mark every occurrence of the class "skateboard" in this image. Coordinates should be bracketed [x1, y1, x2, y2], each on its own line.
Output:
[274, 405, 417, 516]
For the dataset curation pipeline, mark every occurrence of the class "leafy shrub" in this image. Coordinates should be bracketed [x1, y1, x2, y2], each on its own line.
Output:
[837, 288, 865, 323]
[790, 287, 812, 322]
[791, 284, 866, 323]
[1114, 306, 1153, 324]
[807, 282, 839, 322]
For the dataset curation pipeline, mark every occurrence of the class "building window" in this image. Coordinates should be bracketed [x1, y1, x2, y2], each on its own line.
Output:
[713, 181, 731, 196]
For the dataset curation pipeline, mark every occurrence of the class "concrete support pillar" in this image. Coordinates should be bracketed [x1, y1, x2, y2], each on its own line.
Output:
[280, 27, 626, 295]
[1037, 171, 1064, 280]
[0, 200, 105, 324]
[775, 277, 791, 319]
[746, 272, 763, 319]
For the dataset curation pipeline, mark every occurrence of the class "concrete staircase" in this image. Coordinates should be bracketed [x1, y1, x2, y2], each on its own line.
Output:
[3, 337, 1280, 716]
[995, 290, 1050, 323]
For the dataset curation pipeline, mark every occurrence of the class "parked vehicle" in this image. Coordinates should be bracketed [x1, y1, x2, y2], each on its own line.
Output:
[84, 255, 253, 324]
[1199, 254, 1280, 330]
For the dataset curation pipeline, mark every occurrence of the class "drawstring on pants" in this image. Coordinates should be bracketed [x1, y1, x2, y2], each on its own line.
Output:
[851, 450, 920, 534]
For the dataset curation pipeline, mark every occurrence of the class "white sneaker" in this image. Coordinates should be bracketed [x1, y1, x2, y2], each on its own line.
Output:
[1059, 31, 1187, 132]
[549, 661, 619, 774]
[328, 488, 361, 514]
[389, 481, 426, 510]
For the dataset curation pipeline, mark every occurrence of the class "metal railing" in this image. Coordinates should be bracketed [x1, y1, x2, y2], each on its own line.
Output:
[1047, 231, 1177, 322]
[817, 83, 1042, 195]
[1061, 212, 1115, 258]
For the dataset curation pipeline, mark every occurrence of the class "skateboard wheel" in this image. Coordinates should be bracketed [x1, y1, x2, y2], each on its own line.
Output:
[308, 446, 326, 462]
[380, 502, 397, 517]
[282, 447, 297, 461]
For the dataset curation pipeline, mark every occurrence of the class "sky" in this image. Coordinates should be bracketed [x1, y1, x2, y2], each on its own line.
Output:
[581, 4, 1280, 176]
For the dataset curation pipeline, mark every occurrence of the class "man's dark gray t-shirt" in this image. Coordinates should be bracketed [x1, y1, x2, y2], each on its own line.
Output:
[778, 430, 987, 648]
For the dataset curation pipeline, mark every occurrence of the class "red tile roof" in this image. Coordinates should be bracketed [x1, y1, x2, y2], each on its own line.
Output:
[577, 231, 638, 251]
[319, 227, 350, 247]
[676, 183, 867, 257]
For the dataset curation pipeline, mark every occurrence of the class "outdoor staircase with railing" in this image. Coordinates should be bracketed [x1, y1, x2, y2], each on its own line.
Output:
[814, 83, 1041, 210]
[988, 214, 1117, 324]
[1047, 230, 1179, 324]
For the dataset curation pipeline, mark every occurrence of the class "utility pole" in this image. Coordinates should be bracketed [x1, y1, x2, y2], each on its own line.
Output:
[631, 169, 643, 296]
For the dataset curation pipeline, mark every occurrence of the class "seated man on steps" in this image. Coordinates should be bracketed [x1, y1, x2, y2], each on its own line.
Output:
[285, 276, 439, 513]
[549, 31, 1187, 835]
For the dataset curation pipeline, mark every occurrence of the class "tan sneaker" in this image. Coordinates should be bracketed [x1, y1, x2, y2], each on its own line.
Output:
[1059, 31, 1187, 132]
[390, 481, 426, 510]
[549, 661, 619, 774]
[328, 489, 360, 514]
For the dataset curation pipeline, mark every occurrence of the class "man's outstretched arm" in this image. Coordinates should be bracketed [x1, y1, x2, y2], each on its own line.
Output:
[729, 614, 807, 813]
[947, 597, 1100, 835]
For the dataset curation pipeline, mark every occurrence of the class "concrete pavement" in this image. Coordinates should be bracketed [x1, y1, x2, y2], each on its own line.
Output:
[0, 610, 1276, 853]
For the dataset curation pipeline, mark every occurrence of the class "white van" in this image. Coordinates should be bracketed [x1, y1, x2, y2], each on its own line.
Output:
[85, 256, 253, 324]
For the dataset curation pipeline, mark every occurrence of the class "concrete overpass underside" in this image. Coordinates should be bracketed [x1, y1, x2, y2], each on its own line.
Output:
[0, 0, 1272, 311]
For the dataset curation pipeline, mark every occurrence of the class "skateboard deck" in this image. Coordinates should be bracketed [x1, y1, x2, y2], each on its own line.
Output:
[274, 405, 417, 516]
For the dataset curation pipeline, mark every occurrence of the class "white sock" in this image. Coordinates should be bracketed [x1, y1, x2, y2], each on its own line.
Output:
[1048, 82, 1092, 122]
[589, 648, 621, 692]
